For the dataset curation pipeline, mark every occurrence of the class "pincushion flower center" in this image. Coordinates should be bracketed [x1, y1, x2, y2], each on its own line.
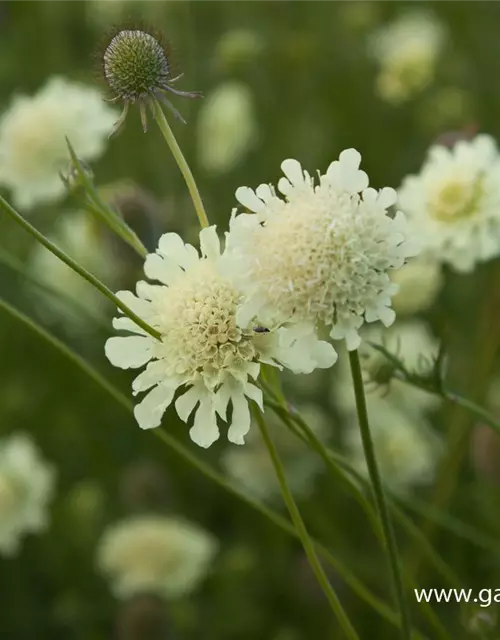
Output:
[430, 176, 483, 222]
[153, 262, 255, 377]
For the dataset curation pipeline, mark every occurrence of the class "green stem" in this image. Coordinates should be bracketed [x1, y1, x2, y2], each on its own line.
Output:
[348, 350, 412, 640]
[66, 138, 148, 259]
[253, 407, 360, 640]
[0, 297, 424, 637]
[151, 98, 209, 229]
[0, 195, 160, 341]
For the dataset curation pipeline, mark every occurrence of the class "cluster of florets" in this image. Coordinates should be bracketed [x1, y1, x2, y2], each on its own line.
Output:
[106, 145, 417, 447]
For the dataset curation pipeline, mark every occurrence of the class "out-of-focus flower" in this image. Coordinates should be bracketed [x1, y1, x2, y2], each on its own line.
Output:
[0, 77, 115, 209]
[97, 515, 217, 599]
[213, 29, 265, 71]
[369, 11, 445, 104]
[105, 227, 335, 448]
[391, 254, 443, 315]
[0, 433, 56, 555]
[28, 211, 118, 332]
[398, 135, 500, 272]
[226, 150, 419, 351]
[222, 404, 329, 502]
[333, 320, 441, 418]
[197, 81, 258, 175]
[344, 396, 442, 493]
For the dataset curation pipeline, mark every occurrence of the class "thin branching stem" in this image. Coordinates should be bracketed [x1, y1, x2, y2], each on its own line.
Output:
[348, 349, 412, 640]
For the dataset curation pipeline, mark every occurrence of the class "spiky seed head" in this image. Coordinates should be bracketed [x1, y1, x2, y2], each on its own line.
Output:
[104, 30, 170, 102]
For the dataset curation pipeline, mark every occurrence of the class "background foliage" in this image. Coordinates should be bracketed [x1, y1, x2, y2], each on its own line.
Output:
[2, 2, 500, 639]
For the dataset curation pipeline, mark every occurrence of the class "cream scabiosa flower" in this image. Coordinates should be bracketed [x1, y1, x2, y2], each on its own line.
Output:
[97, 515, 217, 599]
[227, 150, 418, 351]
[0, 77, 116, 210]
[398, 135, 500, 272]
[0, 433, 56, 555]
[105, 226, 335, 448]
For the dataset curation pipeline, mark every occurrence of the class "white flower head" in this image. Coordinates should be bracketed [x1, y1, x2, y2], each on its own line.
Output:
[391, 253, 443, 315]
[370, 11, 445, 104]
[97, 515, 217, 599]
[0, 433, 56, 556]
[333, 320, 441, 418]
[226, 149, 419, 351]
[197, 81, 258, 175]
[105, 227, 336, 448]
[399, 134, 500, 273]
[344, 397, 442, 494]
[222, 404, 329, 502]
[0, 77, 116, 210]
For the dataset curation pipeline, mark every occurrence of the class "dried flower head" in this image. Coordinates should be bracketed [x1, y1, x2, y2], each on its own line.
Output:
[102, 28, 201, 134]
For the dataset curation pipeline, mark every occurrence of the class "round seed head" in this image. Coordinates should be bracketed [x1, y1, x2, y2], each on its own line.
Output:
[104, 30, 171, 102]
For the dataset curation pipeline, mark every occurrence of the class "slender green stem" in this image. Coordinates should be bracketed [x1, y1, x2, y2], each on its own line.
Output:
[0, 297, 426, 637]
[151, 98, 209, 229]
[0, 195, 160, 341]
[348, 349, 412, 640]
[0, 248, 110, 332]
[253, 407, 360, 640]
[66, 138, 148, 259]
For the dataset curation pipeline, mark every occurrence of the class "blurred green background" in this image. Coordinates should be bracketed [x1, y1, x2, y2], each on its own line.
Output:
[2, 2, 500, 639]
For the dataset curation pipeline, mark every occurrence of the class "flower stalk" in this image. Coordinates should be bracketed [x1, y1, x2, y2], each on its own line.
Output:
[152, 97, 209, 229]
[348, 349, 412, 640]
[253, 407, 360, 640]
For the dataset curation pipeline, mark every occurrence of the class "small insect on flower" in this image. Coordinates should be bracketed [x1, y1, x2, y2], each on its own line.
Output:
[253, 326, 270, 333]
[102, 27, 202, 135]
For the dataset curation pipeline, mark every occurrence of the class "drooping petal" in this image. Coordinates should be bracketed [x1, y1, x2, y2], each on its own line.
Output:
[175, 385, 202, 422]
[132, 360, 168, 395]
[189, 396, 219, 448]
[134, 383, 176, 430]
[105, 336, 154, 369]
[228, 388, 251, 445]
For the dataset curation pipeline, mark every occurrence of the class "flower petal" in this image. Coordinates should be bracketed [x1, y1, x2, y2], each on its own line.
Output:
[200, 226, 221, 261]
[134, 383, 176, 430]
[189, 397, 220, 448]
[105, 336, 154, 369]
[235, 186, 265, 212]
[228, 388, 251, 445]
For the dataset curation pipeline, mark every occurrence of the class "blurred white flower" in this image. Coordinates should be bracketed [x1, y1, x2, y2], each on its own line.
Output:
[333, 320, 441, 418]
[0, 433, 56, 555]
[370, 11, 445, 104]
[105, 227, 336, 448]
[226, 150, 419, 351]
[391, 254, 443, 315]
[222, 404, 329, 502]
[29, 211, 118, 332]
[344, 396, 442, 494]
[97, 515, 217, 599]
[0, 77, 116, 209]
[197, 81, 258, 174]
[399, 135, 500, 272]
